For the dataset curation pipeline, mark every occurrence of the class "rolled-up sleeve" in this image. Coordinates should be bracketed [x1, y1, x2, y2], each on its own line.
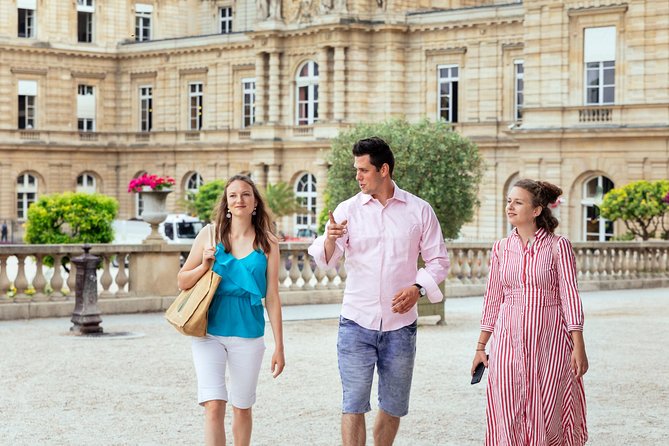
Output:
[307, 205, 347, 270]
[481, 240, 504, 332]
[556, 237, 584, 332]
[415, 206, 449, 303]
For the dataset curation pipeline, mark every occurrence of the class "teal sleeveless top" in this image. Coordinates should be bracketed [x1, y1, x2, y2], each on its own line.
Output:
[206, 244, 266, 338]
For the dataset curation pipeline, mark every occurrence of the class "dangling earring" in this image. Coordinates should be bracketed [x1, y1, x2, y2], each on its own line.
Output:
[226, 209, 232, 219]
[252, 207, 257, 216]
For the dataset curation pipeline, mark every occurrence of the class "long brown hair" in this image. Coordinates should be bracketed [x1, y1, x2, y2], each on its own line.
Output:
[213, 175, 274, 253]
[513, 179, 563, 233]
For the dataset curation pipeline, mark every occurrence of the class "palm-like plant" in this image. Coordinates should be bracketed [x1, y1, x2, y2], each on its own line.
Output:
[264, 182, 305, 218]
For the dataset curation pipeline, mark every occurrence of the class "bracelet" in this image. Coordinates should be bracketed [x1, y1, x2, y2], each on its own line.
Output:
[477, 342, 486, 346]
[476, 348, 486, 352]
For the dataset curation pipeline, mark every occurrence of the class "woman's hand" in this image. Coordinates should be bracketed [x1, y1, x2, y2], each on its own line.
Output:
[201, 245, 216, 267]
[571, 346, 589, 378]
[270, 349, 285, 378]
[471, 349, 489, 375]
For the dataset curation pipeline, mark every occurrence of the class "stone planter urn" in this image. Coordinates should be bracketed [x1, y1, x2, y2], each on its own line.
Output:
[140, 186, 172, 244]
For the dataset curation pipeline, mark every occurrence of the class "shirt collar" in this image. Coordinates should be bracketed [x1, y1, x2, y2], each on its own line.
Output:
[359, 181, 408, 205]
[510, 227, 549, 242]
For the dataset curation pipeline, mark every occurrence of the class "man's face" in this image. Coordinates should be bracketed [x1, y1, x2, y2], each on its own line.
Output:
[354, 155, 386, 196]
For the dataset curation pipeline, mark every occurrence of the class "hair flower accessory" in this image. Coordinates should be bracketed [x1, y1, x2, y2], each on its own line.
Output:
[127, 174, 176, 193]
[548, 197, 564, 209]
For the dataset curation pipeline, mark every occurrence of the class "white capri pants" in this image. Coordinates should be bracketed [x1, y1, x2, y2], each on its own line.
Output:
[191, 334, 266, 408]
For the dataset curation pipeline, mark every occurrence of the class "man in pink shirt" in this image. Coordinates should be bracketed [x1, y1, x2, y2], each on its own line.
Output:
[308, 137, 450, 446]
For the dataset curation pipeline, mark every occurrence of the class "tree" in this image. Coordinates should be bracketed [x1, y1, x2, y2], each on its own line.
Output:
[599, 180, 669, 240]
[190, 180, 226, 223]
[322, 119, 485, 239]
[25, 192, 118, 244]
[263, 182, 305, 219]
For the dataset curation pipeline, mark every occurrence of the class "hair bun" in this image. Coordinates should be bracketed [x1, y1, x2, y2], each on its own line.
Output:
[537, 181, 562, 205]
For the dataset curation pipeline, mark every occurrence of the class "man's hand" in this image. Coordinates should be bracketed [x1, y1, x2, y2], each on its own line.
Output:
[326, 210, 348, 241]
[324, 211, 347, 263]
[391, 286, 421, 314]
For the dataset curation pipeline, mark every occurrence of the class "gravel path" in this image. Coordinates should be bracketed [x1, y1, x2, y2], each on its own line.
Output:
[1, 288, 667, 445]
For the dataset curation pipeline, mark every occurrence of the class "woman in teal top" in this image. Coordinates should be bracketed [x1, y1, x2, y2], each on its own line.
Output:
[178, 175, 285, 446]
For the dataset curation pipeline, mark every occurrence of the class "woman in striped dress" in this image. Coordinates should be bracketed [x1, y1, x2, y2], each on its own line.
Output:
[472, 179, 588, 445]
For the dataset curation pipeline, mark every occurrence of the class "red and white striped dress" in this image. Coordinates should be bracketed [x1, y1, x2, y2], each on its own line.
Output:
[481, 228, 587, 446]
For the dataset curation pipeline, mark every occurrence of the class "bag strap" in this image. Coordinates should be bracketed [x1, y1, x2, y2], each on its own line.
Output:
[551, 234, 560, 269]
[208, 223, 215, 247]
[497, 237, 507, 266]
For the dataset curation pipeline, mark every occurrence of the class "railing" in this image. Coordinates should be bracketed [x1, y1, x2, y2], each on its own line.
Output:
[578, 107, 612, 123]
[1, 242, 668, 318]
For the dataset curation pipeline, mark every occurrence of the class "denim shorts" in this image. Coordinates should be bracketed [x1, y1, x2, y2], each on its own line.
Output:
[337, 316, 417, 417]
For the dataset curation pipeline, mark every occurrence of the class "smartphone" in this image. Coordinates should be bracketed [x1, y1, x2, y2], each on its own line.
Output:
[471, 356, 488, 385]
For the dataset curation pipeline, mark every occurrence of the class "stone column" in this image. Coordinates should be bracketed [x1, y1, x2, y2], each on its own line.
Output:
[70, 246, 103, 335]
[315, 158, 330, 221]
[267, 163, 281, 185]
[252, 163, 267, 189]
[268, 51, 281, 124]
[318, 46, 330, 122]
[255, 52, 266, 124]
[333, 46, 346, 122]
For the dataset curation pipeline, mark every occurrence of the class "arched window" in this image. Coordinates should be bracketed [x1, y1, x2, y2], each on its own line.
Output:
[294, 173, 317, 234]
[76, 173, 97, 194]
[295, 61, 319, 126]
[582, 176, 614, 241]
[185, 172, 203, 200]
[17, 173, 37, 220]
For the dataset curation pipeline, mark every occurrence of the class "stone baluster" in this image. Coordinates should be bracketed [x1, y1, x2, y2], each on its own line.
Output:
[637, 248, 647, 278]
[471, 249, 482, 284]
[301, 252, 315, 290]
[613, 248, 623, 278]
[651, 248, 661, 277]
[66, 257, 77, 298]
[115, 253, 129, 297]
[289, 254, 301, 290]
[99, 254, 114, 298]
[0, 255, 11, 302]
[13, 254, 30, 301]
[461, 251, 472, 285]
[581, 249, 591, 281]
[278, 251, 289, 290]
[628, 249, 639, 279]
[592, 249, 602, 281]
[326, 266, 338, 289]
[313, 264, 326, 290]
[338, 260, 347, 289]
[449, 249, 462, 284]
[31, 254, 48, 301]
[663, 247, 669, 278]
[574, 248, 584, 281]
[601, 248, 613, 280]
[480, 249, 490, 283]
[50, 255, 66, 301]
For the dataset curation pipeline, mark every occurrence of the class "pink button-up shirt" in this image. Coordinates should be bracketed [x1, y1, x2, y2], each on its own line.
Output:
[308, 184, 450, 331]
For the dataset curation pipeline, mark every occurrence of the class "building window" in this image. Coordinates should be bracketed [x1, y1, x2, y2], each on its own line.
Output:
[135, 4, 153, 42]
[18, 80, 37, 129]
[514, 60, 524, 121]
[77, 0, 94, 43]
[296, 61, 319, 126]
[134, 171, 147, 217]
[582, 176, 614, 241]
[77, 84, 95, 132]
[17, 0, 36, 38]
[139, 86, 153, 132]
[17, 173, 37, 220]
[188, 83, 203, 131]
[219, 7, 232, 34]
[584, 27, 616, 105]
[294, 173, 317, 233]
[242, 78, 256, 128]
[438, 65, 459, 123]
[185, 172, 203, 200]
[76, 173, 97, 193]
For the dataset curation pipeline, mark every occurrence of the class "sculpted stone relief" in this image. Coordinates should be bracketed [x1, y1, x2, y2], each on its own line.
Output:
[258, 0, 347, 24]
[257, 0, 282, 20]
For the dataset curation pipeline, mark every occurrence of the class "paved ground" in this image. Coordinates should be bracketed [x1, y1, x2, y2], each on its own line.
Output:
[1, 288, 668, 445]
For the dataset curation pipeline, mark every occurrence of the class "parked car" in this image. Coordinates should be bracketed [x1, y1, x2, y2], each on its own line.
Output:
[283, 228, 318, 242]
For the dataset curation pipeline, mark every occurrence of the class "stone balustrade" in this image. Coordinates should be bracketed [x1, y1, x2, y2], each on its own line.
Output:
[1, 241, 668, 320]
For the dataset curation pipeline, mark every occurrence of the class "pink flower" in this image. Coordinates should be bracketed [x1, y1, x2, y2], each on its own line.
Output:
[127, 173, 176, 193]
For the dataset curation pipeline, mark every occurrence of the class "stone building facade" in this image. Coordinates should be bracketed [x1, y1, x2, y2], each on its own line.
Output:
[1, 0, 667, 242]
